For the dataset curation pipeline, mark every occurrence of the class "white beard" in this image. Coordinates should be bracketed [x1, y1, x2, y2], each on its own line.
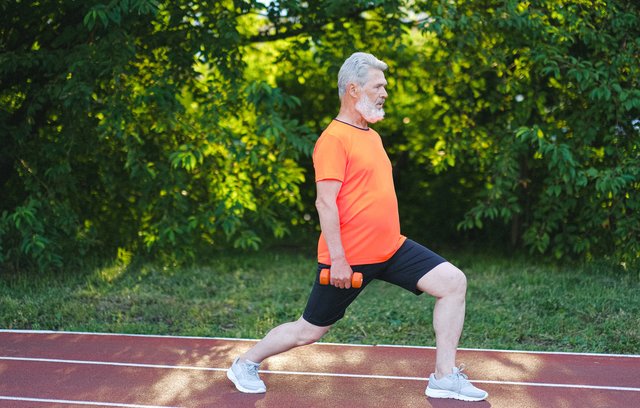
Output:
[355, 94, 385, 123]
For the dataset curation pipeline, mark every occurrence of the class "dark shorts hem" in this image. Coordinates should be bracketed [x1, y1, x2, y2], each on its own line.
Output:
[302, 311, 344, 327]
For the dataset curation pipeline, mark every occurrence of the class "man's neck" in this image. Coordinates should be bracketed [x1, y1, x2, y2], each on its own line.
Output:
[336, 107, 368, 129]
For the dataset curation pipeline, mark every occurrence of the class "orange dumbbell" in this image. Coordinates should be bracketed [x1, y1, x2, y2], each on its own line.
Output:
[319, 268, 363, 288]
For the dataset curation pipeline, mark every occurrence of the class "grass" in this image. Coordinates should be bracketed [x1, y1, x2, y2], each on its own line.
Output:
[1, 249, 638, 354]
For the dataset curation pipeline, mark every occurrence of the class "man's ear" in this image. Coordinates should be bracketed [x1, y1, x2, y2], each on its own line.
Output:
[347, 83, 359, 98]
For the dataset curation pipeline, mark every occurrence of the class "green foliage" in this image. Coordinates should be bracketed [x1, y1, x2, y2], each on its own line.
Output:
[2, 0, 638, 271]
[417, 0, 640, 266]
[1, 0, 316, 270]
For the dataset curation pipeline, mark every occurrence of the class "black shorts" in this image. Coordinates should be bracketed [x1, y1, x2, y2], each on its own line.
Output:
[302, 239, 447, 327]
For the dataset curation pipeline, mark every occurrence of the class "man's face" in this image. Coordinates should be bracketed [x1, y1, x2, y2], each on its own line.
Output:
[355, 69, 388, 124]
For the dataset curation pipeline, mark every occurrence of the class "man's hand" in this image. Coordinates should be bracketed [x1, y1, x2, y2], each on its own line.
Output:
[330, 258, 354, 289]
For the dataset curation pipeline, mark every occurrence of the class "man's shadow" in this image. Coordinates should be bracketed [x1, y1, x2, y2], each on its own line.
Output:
[426, 398, 492, 407]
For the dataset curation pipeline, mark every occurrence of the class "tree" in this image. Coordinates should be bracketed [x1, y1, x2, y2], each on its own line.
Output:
[0, 0, 318, 270]
[412, 0, 640, 266]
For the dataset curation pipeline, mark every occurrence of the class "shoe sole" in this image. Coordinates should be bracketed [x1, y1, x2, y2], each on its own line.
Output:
[227, 368, 266, 394]
[425, 387, 488, 402]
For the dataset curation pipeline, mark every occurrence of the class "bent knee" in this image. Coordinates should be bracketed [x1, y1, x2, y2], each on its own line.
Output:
[418, 262, 467, 297]
[295, 318, 330, 346]
[448, 265, 467, 293]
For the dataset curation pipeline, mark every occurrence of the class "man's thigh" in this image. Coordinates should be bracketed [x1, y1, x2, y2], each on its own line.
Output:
[377, 239, 447, 295]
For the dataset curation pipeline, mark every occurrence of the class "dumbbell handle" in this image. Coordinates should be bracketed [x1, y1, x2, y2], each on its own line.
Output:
[319, 268, 363, 288]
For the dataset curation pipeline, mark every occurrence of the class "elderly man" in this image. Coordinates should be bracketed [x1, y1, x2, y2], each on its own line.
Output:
[227, 52, 488, 402]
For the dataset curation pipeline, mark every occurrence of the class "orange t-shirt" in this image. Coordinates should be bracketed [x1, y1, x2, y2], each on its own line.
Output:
[313, 120, 406, 265]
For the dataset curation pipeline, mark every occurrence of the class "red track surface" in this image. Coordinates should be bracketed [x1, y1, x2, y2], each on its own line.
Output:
[1, 330, 639, 407]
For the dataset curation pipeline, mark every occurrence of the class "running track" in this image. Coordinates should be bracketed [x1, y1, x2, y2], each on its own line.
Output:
[1, 330, 639, 407]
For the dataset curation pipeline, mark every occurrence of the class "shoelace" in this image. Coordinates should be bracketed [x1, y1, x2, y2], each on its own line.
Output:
[454, 364, 469, 380]
[246, 362, 260, 378]
[451, 364, 471, 392]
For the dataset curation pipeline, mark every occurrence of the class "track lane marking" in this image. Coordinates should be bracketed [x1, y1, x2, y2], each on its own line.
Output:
[2, 329, 638, 358]
[0, 396, 182, 408]
[2, 356, 639, 393]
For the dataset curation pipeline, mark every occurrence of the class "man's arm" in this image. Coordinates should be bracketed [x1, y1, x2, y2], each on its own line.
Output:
[315, 179, 354, 289]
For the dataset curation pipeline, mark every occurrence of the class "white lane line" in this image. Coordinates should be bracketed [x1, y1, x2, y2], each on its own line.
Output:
[2, 356, 640, 393]
[260, 370, 640, 393]
[0, 396, 182, 408]
[0, 356, 226, 373]
[2, 329, 638, 358]
[472, 380, 640, 392]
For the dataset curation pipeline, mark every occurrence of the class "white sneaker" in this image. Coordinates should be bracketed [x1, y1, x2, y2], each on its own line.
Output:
[425, 365, 488, 401]
[227, 358, 267, 393]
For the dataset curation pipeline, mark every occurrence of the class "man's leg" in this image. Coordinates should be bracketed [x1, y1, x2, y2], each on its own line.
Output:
[229, 261, 365, 393]
[416, 262, 467, 379]
[417, 261, 487, 401]
[241, 317, 331, 363]
[227, 317, 330, 393]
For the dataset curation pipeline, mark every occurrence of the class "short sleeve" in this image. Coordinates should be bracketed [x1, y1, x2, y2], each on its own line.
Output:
[313, 133, 347, 182]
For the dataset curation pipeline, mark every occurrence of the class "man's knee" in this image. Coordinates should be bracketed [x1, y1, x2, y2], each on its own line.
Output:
[417, 262, 467, 298]
[294, 317, 330, 346]
[447, 265, 467, 294]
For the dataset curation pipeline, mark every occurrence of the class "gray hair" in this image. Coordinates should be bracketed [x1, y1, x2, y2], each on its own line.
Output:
[337, 52, 388, 99]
